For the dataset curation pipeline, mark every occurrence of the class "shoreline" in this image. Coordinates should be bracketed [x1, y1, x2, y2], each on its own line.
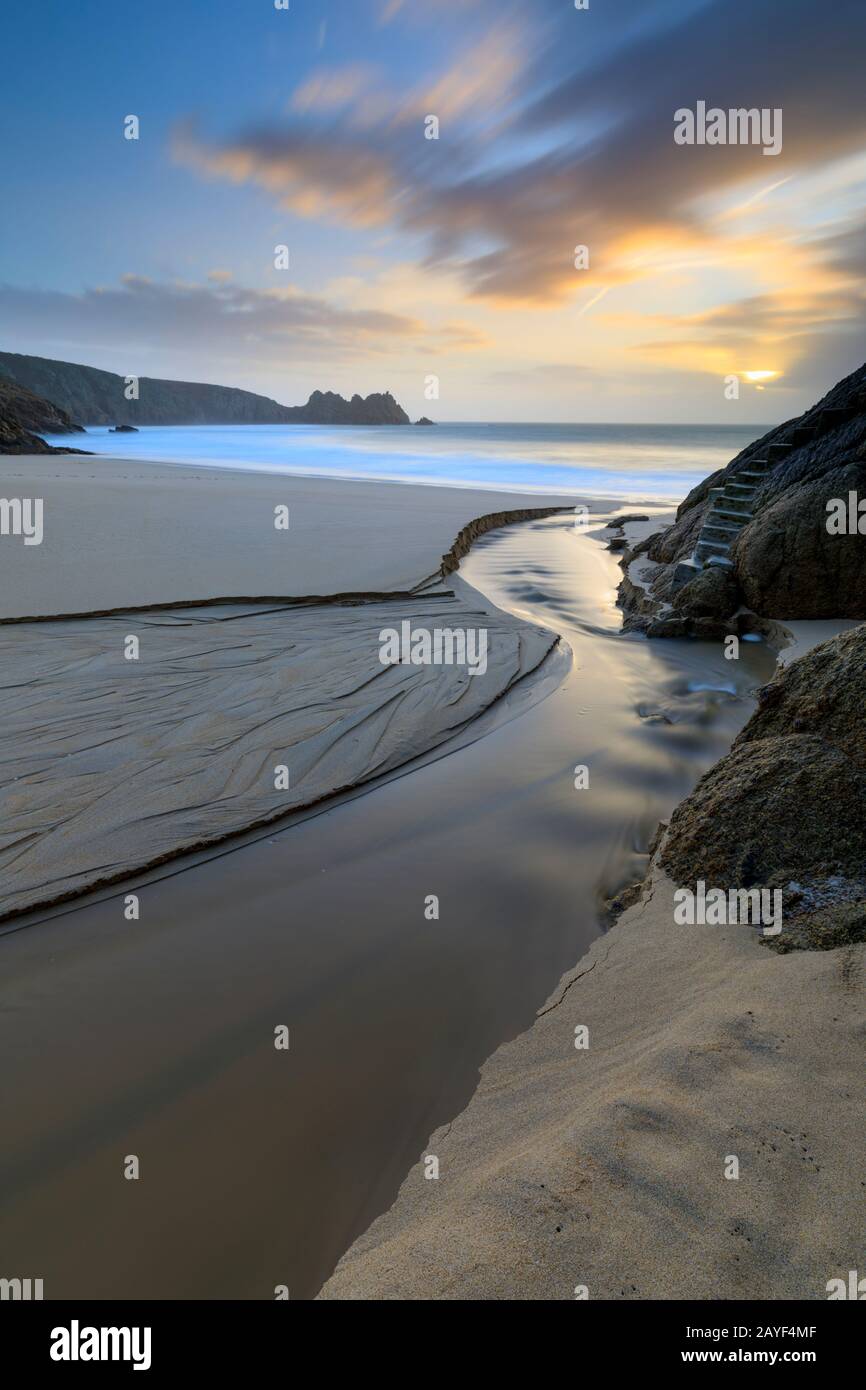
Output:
[0, 456, 614, 620]
[3, 452, 859, 1299]
[1, 460, 638, 922]
[0, 496, 777, 1300]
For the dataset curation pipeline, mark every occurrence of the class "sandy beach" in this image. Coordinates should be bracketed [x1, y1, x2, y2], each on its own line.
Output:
[0, 460, 787, 1299]
[0, 456, 588, 619]
[0, 457, 588, 917]
[0, 449, 861, 1303]
[4, 0, 865, 1345]
[321, 858, 864, 1300]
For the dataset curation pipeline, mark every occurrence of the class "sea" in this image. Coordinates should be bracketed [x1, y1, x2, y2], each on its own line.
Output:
[45, 421, 766, 501]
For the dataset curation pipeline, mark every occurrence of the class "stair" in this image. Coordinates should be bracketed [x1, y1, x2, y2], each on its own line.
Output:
[789, 426, 815, 447]
[817, 405, 857, 430]
[671, 391, 863, 593]
[694, 538, 732, 564]
[673, 468, 765, 590]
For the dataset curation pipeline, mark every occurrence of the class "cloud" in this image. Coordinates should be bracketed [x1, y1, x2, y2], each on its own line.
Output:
[174, 120, 398, 230]
[290, 65, 380, 117]
[378, 0, 405, 25]
[0, 275, 432, 371]
[174, 0, 866, 316]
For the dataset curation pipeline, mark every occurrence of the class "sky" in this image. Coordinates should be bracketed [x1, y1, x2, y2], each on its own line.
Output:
[0, 0, 864, 422]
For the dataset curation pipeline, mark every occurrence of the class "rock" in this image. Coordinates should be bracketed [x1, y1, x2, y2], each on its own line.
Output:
[298, 389, 410, 425]
[734, 465, 866, 618]
[671, 564, 740, 620]
[600, 880, 644, 927]
[415, 417, 435, 426]
[0, 406, 56, 453]
[763, 901, 866, 954]
[0, 375, 85, 434]
[645, 613, 691, 638]
[640, 361, 866, 625]
[660, 624, 866, 939]
[0, 403, 91, 455]
[630, 531, 663, 557]
[109, 423, 139, 433]
[647, 503, 705, 564]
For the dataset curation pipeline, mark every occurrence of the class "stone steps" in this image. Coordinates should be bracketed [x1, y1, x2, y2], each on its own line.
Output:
[816, 405, 857, 430]
[789, 425, 816, 446]
[671, 392, 862, 593]
[695, 538, 731, 562]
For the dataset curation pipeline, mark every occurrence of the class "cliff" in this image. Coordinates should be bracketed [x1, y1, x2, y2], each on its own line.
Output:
[0, 352, 410, 427]
[0, 376, 85, 435]
[619, 362, 866, 636]
[0, 404, 89, 455]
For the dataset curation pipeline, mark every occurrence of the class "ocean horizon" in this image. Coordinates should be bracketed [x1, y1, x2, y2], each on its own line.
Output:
[47, 420, 767, 501]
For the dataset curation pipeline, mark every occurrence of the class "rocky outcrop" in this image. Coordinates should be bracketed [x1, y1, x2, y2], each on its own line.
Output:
[109, 423, 138, 433]
[296, 389, 409, 425]
[660, 623, 866, 950]
[0, 406, 56, 453]
[619, 362, 866, 633]
[0, 375, 85, 435]
[0, 403, 90, 455]
[0, 351, 410, 427]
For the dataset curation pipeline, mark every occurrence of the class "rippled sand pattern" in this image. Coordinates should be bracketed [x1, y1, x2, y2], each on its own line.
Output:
[0, 592, 556, 917]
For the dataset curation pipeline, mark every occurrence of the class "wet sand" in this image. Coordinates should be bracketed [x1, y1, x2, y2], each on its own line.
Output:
[0, 510, 776, 1298]
[321, 858, 866, 1302]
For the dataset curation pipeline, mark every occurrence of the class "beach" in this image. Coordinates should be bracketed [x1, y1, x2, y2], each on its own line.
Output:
[321, 858, 865, 1301]
[0, 455, 589, 618]
[0, 454, 795, 1299]
[4, 0, 865, 1338]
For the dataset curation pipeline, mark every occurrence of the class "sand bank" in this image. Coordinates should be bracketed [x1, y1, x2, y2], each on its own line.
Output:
[320, 859, 865, 1300]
